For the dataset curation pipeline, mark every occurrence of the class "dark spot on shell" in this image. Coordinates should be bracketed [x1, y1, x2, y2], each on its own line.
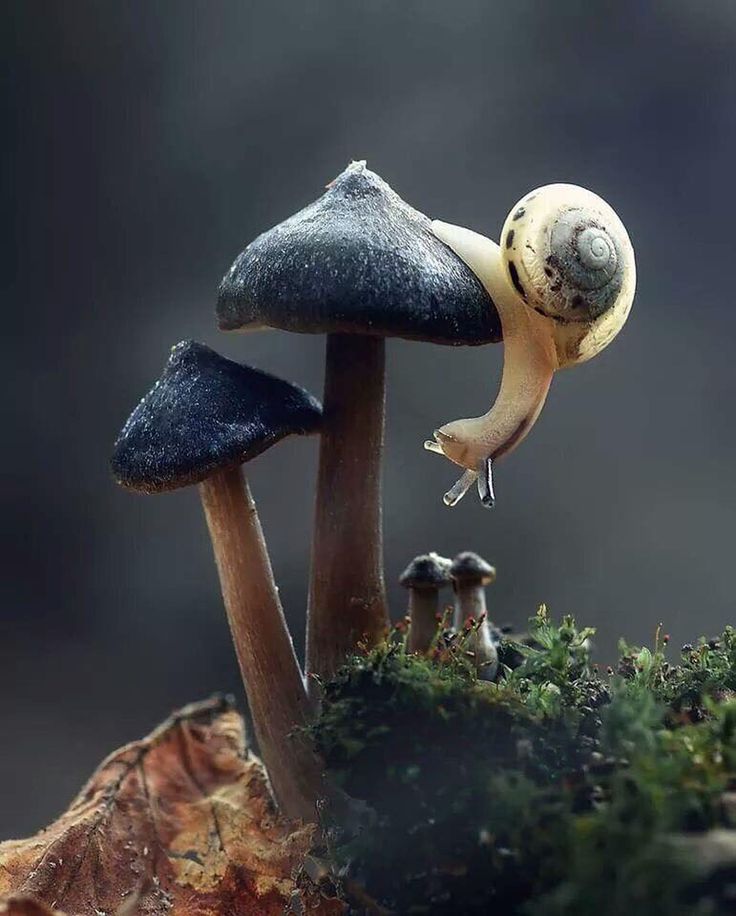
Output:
[546, 256, 563, 291]
[512, 207, 526, 221]
[505, 229, 515, 249]
[571, 294, 584, 309]
[508, 262, 527, 300]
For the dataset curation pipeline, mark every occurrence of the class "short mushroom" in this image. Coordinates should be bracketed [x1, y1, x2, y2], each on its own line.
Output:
[218, 161, 500, 689]
[111, 340, 323, 820]
[450, 551, 499, 681]
[399, 553, 452, 654]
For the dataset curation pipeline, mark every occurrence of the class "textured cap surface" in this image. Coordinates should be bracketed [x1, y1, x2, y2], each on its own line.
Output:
[111, 341, 322, 493]
[399, 553, 452, 589]
[450, 551, 497, 585]
[217, 161, 501, 345]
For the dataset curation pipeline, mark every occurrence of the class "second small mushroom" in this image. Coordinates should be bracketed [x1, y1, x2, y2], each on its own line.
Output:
[111, 341, 324, 821]
[450, 551, 499, 682]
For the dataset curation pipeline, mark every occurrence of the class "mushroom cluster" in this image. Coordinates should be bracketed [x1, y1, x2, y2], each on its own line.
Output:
[400, 550, 500, 680]
[111, 163, 501, 820]
[218, 160, 499, 691]
[111, 162, 633, 822]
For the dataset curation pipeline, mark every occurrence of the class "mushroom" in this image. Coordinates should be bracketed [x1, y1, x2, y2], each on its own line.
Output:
[426, 184, 636, 507]
[399, 553, 452, 654]
[450, 551, 499, 681]
[111, 340, 323, 820]
[217, 161, 501, 689]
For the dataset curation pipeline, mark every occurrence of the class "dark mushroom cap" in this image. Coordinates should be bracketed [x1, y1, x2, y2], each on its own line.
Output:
[111, 341, 322, 493]
[399, 553, 452, 590]
[217, 161, 501, 346]
[450, 551, 497, 586]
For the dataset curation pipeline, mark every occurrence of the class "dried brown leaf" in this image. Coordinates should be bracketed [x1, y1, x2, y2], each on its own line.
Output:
[0, 898, 63, 916]
[0, 696, 345, 915]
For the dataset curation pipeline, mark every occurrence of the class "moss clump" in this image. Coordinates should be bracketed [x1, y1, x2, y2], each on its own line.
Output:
[309, 609, 736, 914]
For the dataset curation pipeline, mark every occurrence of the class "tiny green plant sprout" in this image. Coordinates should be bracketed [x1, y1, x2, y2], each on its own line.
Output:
[425, 185, 636, 507]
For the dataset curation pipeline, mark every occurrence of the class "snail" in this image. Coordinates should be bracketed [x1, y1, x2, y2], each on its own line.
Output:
[424, 184, 636, 507]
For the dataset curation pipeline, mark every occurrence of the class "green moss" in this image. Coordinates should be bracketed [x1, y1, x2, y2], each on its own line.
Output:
[309, 608, 736, 914]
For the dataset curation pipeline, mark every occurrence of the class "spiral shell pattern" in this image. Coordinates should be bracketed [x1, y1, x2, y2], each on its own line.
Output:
[501, 184, 633, 324]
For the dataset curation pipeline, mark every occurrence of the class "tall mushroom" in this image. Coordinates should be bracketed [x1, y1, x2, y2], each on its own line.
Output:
[217, 161, 501, 689]
[399, 553, 452, 655]
[111, 340, 323, 821]
[450, 551, 499, 681]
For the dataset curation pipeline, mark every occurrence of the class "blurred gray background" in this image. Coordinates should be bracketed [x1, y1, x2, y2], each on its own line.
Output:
[4, 0, 736, 836]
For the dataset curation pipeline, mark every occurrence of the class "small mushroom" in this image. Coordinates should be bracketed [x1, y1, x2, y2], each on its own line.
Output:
[426, 184, 636, 507]
[450, 551, 499, 681]
[111, 340, 323, 820]
[218, 161, 500, 689]
[399, 553, 452, 654]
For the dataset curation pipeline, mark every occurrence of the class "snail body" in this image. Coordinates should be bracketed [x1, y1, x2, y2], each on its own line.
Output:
[425, 184, 636, 506]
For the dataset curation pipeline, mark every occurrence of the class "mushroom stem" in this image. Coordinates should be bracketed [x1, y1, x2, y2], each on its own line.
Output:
[199, 465, 322, 821]
[407, 588, 441, 655]
[427, 222, 558, 502]
[453, 581, 498, 681]
[307, 333, 389, 693]
[453, 578, 487, 627]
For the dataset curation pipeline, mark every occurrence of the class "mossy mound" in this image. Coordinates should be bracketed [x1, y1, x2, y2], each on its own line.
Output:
[309, 609, 736, 914]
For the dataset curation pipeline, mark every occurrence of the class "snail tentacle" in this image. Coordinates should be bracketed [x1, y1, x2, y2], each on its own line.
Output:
[477, 457, 495, 508]
[443, 468, 478, 507]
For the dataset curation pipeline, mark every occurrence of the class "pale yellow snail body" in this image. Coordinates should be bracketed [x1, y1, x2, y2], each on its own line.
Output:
[425, 184, 636, 506]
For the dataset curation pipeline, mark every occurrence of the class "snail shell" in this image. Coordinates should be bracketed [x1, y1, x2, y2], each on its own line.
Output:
[500, 184, 636, 366]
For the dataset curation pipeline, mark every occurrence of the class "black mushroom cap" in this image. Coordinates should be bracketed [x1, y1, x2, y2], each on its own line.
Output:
[111, 341, 322, 493]
[217, 161, 501, 346]
[450, 551, 497, 586]
[399, 553, 453, 589]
